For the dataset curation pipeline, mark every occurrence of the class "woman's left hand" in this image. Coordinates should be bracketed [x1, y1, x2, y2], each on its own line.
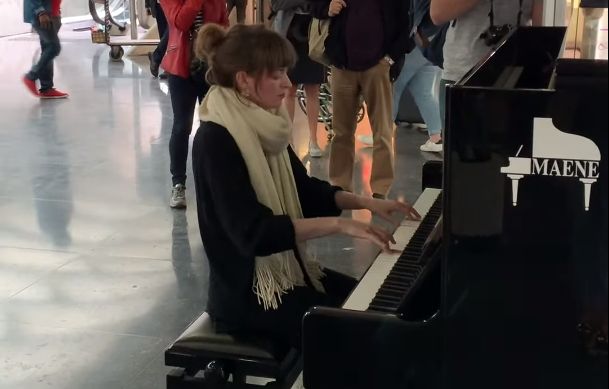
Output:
[366, 198, 421, 223]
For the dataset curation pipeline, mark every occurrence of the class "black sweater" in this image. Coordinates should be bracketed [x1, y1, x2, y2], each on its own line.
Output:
[192, 121, 342, 329]
[308, 0, 414, 71]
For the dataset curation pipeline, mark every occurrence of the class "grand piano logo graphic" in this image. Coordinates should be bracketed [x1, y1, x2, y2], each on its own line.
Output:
[501, 118, 601, 211]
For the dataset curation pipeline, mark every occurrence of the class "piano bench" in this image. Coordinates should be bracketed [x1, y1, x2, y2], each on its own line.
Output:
[165, 312, 301, 389]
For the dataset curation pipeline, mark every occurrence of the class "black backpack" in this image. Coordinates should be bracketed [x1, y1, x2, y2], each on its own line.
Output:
[411, 0, 449, 68]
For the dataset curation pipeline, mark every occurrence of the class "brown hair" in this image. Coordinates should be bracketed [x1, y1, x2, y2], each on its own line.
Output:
[194, 23, 296, 88]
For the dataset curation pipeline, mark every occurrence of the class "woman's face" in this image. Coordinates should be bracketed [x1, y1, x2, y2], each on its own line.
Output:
[240, 68, 292, 110]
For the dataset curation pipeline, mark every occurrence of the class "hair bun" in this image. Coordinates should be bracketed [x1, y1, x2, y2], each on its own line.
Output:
[194, 24, 227, 61]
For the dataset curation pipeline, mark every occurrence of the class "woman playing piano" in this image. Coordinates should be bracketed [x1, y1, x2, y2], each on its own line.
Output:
[191, 23, 421, 351]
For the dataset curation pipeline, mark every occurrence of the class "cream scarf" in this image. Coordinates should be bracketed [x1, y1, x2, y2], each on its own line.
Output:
[199, 86, 325, 310]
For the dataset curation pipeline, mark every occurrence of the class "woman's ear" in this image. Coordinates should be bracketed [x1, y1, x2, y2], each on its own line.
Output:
[235, 71, 250, 94]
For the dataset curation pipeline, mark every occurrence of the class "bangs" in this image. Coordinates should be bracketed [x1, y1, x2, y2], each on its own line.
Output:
[248, 27, 296, 76]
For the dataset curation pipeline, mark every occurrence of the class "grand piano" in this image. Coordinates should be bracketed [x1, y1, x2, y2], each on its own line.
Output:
[300, 27, 608, 389]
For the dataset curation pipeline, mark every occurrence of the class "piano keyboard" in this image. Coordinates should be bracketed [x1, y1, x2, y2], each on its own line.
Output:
[342, 188, 442, 312]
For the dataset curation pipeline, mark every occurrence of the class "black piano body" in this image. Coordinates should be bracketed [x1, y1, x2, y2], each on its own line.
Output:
[302, 27, 608, 389]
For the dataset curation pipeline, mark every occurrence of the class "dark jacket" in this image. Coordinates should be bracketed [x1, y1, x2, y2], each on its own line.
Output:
[309, 0, 414, 71]
[192, 121, 342, 330]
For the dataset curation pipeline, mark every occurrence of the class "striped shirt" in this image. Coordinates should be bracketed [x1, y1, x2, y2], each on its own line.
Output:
[193, 10, 204, 33]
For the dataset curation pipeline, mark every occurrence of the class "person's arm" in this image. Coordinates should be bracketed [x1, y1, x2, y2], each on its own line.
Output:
[386, 0, 416, 64]
[161, 0, 204, 32]
[531, 0, 544, 26]
[293, 217, 396, 251]
[196, 125, 399, 253]
[430, 0, 480, 25]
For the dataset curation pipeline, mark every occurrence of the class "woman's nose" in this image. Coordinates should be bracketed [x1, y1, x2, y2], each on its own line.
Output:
[282, 74, 292, 89]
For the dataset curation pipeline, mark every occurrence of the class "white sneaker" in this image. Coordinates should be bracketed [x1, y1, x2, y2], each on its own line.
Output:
[420, 140, 443, 153]
[357, 134, 373, 146]
[309, 142, 323, 158]
[170, 184, 187, 209]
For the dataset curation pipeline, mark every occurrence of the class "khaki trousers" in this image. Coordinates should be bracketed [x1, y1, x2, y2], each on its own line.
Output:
[329, 62, 394, 195]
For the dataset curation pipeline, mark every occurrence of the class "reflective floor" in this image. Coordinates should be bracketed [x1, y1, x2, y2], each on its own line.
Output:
[0, 26, 439, 389]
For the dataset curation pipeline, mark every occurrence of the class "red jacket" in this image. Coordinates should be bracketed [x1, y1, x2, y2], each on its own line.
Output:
[160, 0, 229, 79]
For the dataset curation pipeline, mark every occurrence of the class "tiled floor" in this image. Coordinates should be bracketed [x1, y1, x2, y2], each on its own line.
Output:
[0, 25, 439, 389]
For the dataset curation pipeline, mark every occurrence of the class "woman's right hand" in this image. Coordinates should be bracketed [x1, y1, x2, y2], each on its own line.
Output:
[337, 218, 396, 252]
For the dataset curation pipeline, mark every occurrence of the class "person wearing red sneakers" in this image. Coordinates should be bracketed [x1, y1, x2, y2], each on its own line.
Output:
[22, 0, 68, 99]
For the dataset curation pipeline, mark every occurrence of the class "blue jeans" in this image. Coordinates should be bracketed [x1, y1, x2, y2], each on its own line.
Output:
[27, 17, 62, 92]
[392, 48, 442, 136]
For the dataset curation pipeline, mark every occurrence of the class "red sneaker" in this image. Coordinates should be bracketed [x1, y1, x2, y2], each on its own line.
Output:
[39, 88, 69, 99]
[22, 76, 39, 96]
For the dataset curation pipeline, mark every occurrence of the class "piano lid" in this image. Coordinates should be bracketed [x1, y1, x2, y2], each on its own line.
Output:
[459, 27, 567, 90]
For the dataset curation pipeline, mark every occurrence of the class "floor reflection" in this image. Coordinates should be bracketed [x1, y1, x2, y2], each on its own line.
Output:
[28, 102, 74, 248]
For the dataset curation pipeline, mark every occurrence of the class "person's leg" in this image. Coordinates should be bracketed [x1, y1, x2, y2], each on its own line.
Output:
[236, 0, 247, 24]
[392, 49, 426, 122]
[27, 17, 62, 91]
[152, 2, 168, 65]
[407, 63, 442, 143]
[155, 1, 168, 38]
[329, 67, 361, 192]
[304, 84, 321, 150]
[226, 0, 235, 21]
[285, 85, 297, 122]
[168, 75, 198, 188]
[241, 284, 345, 351]
[360, 61, 395, 197]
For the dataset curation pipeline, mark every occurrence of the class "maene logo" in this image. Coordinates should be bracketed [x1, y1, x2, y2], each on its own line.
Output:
[501, 118, 601, 211]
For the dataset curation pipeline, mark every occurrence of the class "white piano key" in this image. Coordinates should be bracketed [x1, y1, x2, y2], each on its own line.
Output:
[290, 188, 441, 389]
[401, 188, 441, 226]
[343, 188, 441, 312]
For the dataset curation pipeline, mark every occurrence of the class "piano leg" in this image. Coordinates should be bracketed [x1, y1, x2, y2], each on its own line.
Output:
[580, 178, 596, 211]
[507, 174, 524, 207]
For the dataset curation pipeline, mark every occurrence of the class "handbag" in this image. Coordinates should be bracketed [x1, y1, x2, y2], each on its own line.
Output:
[190, 54, 208, 85]
[308, 18, 330, 66]
[189, 15, 209, 85]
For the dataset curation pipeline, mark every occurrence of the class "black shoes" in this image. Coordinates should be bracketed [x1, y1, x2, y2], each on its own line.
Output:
[148, 52, 159, 78]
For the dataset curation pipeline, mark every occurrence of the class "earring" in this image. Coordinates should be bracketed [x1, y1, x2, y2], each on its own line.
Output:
[243, 89, 251, 98]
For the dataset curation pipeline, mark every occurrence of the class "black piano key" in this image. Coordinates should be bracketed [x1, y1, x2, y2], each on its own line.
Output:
[366, 194, 443, 314]
[375, 289, 404, 298]
[371, 296, 402, 306]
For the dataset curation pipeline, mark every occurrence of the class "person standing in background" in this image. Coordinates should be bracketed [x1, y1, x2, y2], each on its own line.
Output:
[309, 0, 414, 199]
[392, 47, 443, 153]
[161, 0, 228, 209]
[430, 0, 543, 124]
[272, 0, 325, 157]
[149, 0, 169, 79]
[226, 0, 247, 24]
[22, 0, 69, 99]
